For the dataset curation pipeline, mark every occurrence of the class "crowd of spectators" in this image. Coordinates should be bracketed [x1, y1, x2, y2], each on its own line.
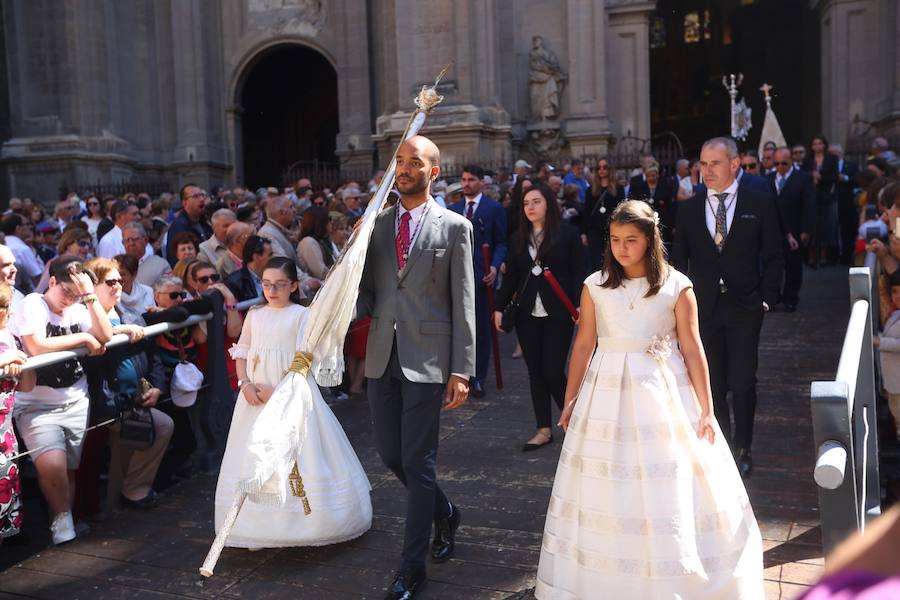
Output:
[0, 133, 898, 549]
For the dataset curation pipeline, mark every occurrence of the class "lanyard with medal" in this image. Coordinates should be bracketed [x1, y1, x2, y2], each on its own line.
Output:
[530, 230, 544, 276]
[397, 199, 430, 263]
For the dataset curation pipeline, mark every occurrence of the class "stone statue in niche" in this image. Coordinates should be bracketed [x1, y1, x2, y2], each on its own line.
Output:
[528, 35, 567, 121]
[248, 0, 325, 35]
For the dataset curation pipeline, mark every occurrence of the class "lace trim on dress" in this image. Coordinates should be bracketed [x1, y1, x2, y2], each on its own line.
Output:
[559, 448, 702, 480]
[228, 344, 249, 360]
[547, 495, 748, 536]
[541, 531, 748, 578]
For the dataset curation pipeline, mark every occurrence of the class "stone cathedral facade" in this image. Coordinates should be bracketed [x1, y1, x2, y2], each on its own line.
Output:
[0, 0, 897, 201]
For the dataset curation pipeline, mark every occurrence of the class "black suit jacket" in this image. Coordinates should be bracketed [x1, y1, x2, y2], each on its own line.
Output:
[628, 177, 677, 228]
[225, 266, 261, 303]
[768, 170, 816, 237]
[835, 159, 859, 208]
[802, 154, 839, 205]
[672, 185, 784, 320]
[496, 223, 585, 323]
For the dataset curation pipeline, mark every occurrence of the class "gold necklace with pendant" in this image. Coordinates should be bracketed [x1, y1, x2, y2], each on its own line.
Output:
[623, 278, 646, 310]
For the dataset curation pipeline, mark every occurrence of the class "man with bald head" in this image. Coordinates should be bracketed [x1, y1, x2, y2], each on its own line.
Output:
[358, 135, 476, 598]
[216, 221, 255, 278]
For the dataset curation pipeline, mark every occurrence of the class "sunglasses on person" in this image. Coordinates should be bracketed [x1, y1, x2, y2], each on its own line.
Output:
[77, 240, 92, 248]
[162, 290, 187, 300]
[102, 278, 123, 287]
[774, 161, 791, 167]
[196, 273, 221, 284]
[597, 164, 609, 170]
[741, 163, 758, 170]
[87, 201, 99, 207]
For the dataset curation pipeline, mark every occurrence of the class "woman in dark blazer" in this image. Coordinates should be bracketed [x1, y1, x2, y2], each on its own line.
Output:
[583, 157, 625, 271]
[802, 135, 840, 266]
[493, 181, 584, 451]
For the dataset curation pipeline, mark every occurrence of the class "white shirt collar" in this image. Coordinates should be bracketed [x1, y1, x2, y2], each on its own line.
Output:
[777, 168, 793, 182]
[464, 192, 482, 207]
[397, 198, 431, 220]
[706, 179, 739, 200]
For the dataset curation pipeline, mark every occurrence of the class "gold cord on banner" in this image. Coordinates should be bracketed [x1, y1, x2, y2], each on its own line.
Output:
[288, 351, 313, 377]
[289, 462, 312, 515]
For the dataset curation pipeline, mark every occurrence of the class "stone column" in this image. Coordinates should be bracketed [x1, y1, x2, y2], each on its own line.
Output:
[333, 0, 375, 176]
[605, 0, 655, 142]
[563, 0, 613, 157]
[818, 0, 891, 144]
[373, 0, 510, 169]
[169, 0, 230, 186]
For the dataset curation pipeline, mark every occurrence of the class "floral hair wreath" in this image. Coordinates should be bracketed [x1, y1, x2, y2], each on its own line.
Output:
[652, 211, 660, 226]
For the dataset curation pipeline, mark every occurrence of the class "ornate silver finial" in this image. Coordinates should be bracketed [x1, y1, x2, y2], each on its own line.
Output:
[414, 65, 450, 113]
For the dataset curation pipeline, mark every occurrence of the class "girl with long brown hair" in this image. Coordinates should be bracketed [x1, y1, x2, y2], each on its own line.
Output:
[534, 200, 763, 599]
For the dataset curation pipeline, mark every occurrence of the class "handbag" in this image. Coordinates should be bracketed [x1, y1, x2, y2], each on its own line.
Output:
[500, 265, 533, 333]
[119, 378, 155, 450]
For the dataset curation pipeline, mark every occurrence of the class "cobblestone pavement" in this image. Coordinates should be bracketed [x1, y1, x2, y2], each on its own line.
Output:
[0, 267, 850, 599]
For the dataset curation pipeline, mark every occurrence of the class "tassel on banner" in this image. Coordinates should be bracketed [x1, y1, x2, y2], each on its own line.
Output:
[289, 462, 312, 515]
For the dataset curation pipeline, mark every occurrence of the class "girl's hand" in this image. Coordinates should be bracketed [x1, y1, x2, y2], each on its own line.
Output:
[697, 411, 716, 444]
[243, 384, 262, 406]
[0, 349, 27, 369]
[255, 384, 275, 403]
[493, 311, 503, 332]
[558, 399, 576, 431]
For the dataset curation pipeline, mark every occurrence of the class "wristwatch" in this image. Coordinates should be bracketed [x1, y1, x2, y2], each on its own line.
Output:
[82, 294, 98, 305]
[237, 378, 252, 389]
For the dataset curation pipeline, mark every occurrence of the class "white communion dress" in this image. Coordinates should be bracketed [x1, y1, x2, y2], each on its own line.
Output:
[214, 303, 372, 548]
[535, 269, 763, 600]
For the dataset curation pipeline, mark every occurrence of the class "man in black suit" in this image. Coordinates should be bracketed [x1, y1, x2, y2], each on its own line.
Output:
[224, 235, 272, 302]
[673, 137, 784, 478]
[769, 147, 815, 312]
[830, 143, 860, 265]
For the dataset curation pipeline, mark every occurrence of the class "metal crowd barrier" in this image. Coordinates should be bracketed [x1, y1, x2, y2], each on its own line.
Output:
[810, 255, 881, 555]
[6, 293, 264, 470]
[4, 296, 263, 375]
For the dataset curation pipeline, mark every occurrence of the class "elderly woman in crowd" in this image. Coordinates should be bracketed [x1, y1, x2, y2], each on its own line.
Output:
[114, 254, 155, 315]
[329, 212, 350, 252]
[171, 231, 199, 263]
[11, 257, 112, 544]
[172, 257, 199, 295]
[77, 258, 173, 510]
[296, 205, 336, 280]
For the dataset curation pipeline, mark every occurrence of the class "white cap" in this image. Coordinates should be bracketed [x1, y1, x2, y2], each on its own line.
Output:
[514, 159, 533, 169]
[171, 362, 204, 407]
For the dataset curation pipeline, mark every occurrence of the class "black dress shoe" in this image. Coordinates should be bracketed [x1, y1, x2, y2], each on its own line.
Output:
[522, 433, 554, 452]
[736, 451, 753, 479]
[469, 380, 485, 398]
[431, 504, 461, 563]
[384, 568, 427, 599]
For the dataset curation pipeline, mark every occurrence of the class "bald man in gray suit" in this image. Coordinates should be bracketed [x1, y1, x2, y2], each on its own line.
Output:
[358, 136, 476, 599]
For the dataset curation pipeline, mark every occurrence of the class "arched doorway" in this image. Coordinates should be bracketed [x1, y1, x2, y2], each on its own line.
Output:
[239, 44, 338, 189]
[649, 0, 821, 157]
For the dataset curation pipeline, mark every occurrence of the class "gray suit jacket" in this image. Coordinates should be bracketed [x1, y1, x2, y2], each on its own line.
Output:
[358, 202, 476, 383]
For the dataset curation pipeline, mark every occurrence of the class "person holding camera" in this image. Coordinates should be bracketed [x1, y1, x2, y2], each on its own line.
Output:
[11, 257, 113, 544]
[493, 182, 583, 451]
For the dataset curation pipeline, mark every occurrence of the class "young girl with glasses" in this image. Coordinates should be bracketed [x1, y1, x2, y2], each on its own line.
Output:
[214, 256, 371, 550]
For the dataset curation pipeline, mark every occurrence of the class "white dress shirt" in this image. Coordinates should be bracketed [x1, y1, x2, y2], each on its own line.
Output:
[704, 180, 739, 241]
[5, 235, 43, 278]
[96, 225, 125, 258]
[774, 169, 793, 195]
[462, 193, 482, 219]
[395, 199, 431, 249]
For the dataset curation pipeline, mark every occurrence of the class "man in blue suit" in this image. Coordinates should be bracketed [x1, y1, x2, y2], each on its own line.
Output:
[449, 165, 507, 398]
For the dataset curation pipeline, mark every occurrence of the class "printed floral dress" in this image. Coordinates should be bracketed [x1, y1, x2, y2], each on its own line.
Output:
[0, 373, 21, 538]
